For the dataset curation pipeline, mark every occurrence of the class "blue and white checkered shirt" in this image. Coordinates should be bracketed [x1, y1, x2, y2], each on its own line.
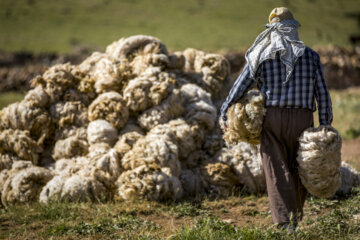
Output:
[220, 47, 333, 125]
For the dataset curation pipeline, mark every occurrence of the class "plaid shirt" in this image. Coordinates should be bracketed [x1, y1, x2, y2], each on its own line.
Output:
[220, 47, 333, 125]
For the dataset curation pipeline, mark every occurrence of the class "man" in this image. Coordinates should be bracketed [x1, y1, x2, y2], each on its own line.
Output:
[220, 7, 333, 231]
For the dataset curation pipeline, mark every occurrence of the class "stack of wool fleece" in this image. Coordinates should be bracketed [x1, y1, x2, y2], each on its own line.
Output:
[0, 35, 268, 205]
[297, 125, 342, 198]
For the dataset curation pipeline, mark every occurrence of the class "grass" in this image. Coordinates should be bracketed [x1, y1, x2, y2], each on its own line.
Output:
[0, 91, 25, 109]
[0, 0, 359, 53]
[1, 188, 360, 239]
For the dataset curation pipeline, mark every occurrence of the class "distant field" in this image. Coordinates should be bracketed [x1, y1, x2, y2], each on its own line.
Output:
[0, 0, 359, 53]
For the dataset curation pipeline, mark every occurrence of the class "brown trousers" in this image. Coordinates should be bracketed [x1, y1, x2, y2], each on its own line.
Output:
[260, 107, 314, 225]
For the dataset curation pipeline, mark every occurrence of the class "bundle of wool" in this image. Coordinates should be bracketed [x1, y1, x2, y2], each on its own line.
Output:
[336, 162, 360, 195]
[215, 142, 266, 194]
[179, 168, 207, 197]
[1, 161, 53, 206]
[199, 161, 240, 197]
[55, 126, 87, 141]
[24, 86, 50, 108]
[0, 129, 42, 165]
[138, 90, 184, 130]
[88, 143, 112, 160]
[30, 63, 76, 104]
[121, 130, 181, 178]
[52, 136, 89, 160]
[0, 101, 52, 145]
[106, 35, 168, 61]
[149, 119, 204, 160]
[131, 52, 169, 75]
[297, 125, 342, 198]
[87, 120, 118, 146]
[221, 89, 266, 146]
[0, 153, 20, 172]
[50, 101, 88, 128]
[88, 92, 129, 130]
[123, 69, 174, 112]
[116, 163, 182, 201]
[180, 83, 217, 129]
[62, 88, 94, 106]
[40, 173, 108, 203]
[183, 48, 205, 71]
[113, 131, 143, 157]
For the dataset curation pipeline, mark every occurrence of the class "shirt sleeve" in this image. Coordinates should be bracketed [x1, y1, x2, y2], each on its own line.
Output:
[314, 55, 333, 125]
[220, 63, 254, 124]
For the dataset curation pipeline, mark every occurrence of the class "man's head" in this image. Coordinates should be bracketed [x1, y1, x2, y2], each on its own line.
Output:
[268, 7, 296, 24]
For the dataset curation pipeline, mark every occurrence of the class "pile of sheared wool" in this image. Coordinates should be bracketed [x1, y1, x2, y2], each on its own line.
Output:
[0, 34, 267, 205]
[296, 125, 342, 198]
[220, 89, 266, 146]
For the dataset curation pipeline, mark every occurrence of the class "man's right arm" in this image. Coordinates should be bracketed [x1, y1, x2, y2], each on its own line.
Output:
[220, 63, 254, 125]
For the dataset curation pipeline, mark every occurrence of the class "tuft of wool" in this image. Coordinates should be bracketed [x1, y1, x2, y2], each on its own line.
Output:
[24, 86, 50, 108]
[55, 126, 87, 141]
[0, 129, 42, 165]
[50, 101, 88, 128]
[180, 83, 217, 129]
[138, 90, 184, 130]
[88, 92, 129, 130]
[0, 101, 52, 145]
[149, 119, 204, 160]
[106, 35, 168, 60]
[87, 120, 118, 146]
[40, 173, 108, 203]
[215, 142, 266, 194]
[297, 125, 342, 198]
[1, 161, 53, 206]
[123, 70, 174, 112]
[116, 164, 182, 201]
[113, 131, 144, 157]
[52, 136, 89, 161]
[121, 130, 181, 178]
[336, 162, 360, 195]
[221, 89, 266, 146]
[200, 161, 240, 197]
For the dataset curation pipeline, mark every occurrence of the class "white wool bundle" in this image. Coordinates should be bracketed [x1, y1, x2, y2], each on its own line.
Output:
[199, 161, 240, 197]
[50, 101, 88, 128]
[121, 131, 181, 178]
[138, 90, 184, 130]
[131, 53, 169, 75]
[1, 161, 53, 206]
[40, 174, 108, 203]
[221, 89, 266, 146]
[0, 100, 52, 145]
[88, 92, 129, 130]
[297, 125, 342, 198]
[337, 162, 360, 195]
[183, 48, 205, 71]
[179, 168, 207, 197]
[52, 136, 89, 160]
[88, 143, 112, 160]
[149, 119, 204, 160]
[116, 164, 182, 201]
[180, 83, 217, 129]
[24, 86, 50, 108]
[0, 129, 42, 164]
[106, 35, 168, 60]
[87, 120, 118, 146]
[215, 142, 266, 194]
[123, 71, 174, 112]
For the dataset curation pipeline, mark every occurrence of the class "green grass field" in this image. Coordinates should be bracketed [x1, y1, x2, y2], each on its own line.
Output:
[0, 0, 359, 53]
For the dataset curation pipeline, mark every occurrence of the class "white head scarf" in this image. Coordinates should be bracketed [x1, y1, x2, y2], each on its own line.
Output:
[245, 19, 305, 84]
